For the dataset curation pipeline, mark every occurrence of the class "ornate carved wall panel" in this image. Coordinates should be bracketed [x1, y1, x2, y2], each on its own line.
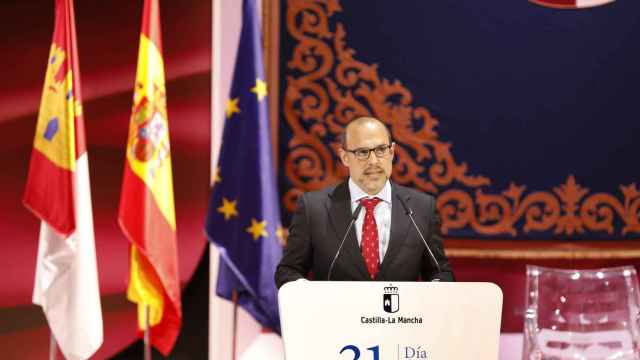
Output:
[279, 0, 640, 247]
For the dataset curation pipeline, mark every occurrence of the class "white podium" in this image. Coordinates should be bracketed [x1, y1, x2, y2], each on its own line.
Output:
[278, 281, 503, 360]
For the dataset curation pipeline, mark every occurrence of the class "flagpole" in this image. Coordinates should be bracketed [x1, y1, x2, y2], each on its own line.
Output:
[49, 330, 57, 360]
[144, 305, 151, 360]
[231, 289, 238, 360]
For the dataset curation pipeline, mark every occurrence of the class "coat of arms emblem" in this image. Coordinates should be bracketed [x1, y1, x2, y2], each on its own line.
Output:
[383, 284, 399, 313]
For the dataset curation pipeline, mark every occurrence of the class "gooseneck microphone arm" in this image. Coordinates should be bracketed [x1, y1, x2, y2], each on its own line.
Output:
[395, 194, 442, 277]
[327, 203, 363, 281]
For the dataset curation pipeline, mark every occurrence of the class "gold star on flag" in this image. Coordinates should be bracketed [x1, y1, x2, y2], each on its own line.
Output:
[226, 97, 240, 119]
[250, 79, 267, 101]
[212, 166, 222, 185]
[246, 218, 268, 241]
[217, 197, 238, 221]
[276, 225, 288, 246]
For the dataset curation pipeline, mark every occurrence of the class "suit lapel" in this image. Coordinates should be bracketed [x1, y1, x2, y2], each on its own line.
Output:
[327, 181, 369, 279]
[378, 183, 411, 278]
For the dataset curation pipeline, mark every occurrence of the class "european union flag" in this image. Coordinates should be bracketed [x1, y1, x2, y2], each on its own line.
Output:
[205, 0, 283, 333]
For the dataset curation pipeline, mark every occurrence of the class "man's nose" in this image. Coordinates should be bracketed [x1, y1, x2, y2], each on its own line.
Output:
[367, 151, 381, 165]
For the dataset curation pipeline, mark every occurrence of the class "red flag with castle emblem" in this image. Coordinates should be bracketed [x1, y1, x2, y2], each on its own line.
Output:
[118, 0, 181, 355]
[23, 0, 103, 359]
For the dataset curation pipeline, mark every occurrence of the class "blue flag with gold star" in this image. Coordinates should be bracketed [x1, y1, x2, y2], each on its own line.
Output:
[205, 0, 283, 333]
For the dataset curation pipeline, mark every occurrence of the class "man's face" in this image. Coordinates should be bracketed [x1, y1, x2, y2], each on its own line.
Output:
[339, 122, 394, 195]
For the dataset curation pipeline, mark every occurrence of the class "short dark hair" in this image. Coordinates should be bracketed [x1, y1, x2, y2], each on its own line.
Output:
[340, 117, 392, 149]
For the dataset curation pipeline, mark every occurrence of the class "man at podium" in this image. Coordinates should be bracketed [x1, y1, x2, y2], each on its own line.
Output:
[275, 117, 454, 288]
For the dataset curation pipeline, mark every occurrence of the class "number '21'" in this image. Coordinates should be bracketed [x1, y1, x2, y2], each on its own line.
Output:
[340, 345, 380, 360]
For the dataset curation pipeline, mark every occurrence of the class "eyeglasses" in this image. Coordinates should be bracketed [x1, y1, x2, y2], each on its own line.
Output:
[343, 143, 393, 160]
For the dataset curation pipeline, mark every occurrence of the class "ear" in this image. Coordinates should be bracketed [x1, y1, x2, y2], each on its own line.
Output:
[338, 147, 349, 167]
[390, 142, 396, 160]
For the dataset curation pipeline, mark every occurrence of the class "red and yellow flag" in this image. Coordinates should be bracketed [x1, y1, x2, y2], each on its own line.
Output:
[23, 1, 103, 359]
[23, 0, 86, 236]
[118, 0, 181, 355]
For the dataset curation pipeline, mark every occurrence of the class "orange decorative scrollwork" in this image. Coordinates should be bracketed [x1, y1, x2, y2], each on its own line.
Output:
[282, 0, 640, 238]
[438, 177, 640, 237]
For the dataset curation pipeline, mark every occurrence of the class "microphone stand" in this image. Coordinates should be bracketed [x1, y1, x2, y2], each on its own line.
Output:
[395, 194, 442, 281]
[327, 203, 363, 281]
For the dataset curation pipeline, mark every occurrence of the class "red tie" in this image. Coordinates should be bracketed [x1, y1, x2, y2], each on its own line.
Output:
[359, 197, 382, 279]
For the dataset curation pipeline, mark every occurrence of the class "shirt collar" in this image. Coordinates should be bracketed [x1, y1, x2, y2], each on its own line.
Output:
[348, 178, 392, 204]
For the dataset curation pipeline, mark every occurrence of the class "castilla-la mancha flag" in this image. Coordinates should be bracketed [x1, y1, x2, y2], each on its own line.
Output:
[23, 0, 103, 359]
[118, 0, 181, 355]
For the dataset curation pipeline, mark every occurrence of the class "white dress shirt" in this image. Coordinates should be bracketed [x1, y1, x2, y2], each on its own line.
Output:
[348, 178, 392, 261]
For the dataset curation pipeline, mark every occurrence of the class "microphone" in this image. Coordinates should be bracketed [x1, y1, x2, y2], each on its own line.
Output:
[327, 203, 363, 281]
[395, 194, 443, 280]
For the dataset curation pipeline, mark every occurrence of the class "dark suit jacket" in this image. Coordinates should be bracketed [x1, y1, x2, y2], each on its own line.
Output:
[275, 181, 454, 289]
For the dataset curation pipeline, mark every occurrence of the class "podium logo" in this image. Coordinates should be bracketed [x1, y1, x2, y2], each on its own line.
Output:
[383, 284, 399, 313]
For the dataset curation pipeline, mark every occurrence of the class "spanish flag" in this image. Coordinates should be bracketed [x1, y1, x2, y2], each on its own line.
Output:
[118, 0, 181, 355]
[23, 0, 103, 359]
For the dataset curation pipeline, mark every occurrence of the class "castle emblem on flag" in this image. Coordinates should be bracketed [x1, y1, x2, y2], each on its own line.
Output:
[383, 284, 399, 313]
[32, 44, 81, 172]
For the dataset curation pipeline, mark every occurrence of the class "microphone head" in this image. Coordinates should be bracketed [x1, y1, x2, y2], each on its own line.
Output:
[352, 202, 363, 220]
[395, 194, 413, 215]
